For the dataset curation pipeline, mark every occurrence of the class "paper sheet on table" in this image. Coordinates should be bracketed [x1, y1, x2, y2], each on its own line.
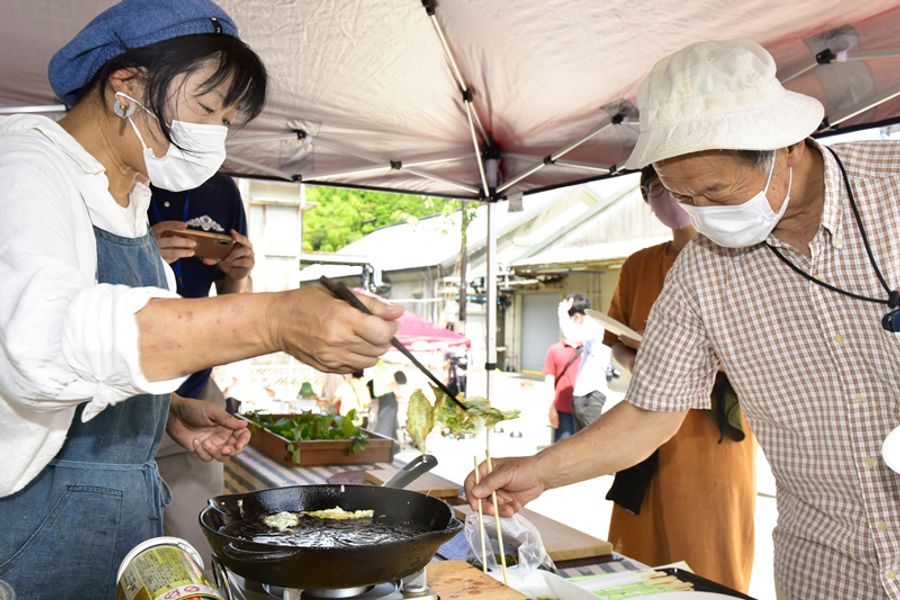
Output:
[585, 309, 643, 342]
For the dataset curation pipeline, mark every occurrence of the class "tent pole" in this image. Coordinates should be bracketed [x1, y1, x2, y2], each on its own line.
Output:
[464, 100, 492, 198]
[425, 10, 489, 142]
[225, 155, 295, 181]
[781, 48, 900, 85]
[309, 136, 480, 194]
[227, 133, 300, 146]
[553, 160, 610, 174]
[826, 83, 900, 129]
[404, 167, 481, 195]
[0, 104, 66, 114]
[497, 117, 613, 194]
[486, 199, 498, 403]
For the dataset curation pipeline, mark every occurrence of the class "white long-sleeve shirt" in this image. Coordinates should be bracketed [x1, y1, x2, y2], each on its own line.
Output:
[0, 115, 186, 496]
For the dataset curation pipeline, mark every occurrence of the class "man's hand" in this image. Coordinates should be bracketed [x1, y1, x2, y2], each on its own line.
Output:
[557, 297, 574, 319]
[151, 221, 195, 264]
[267, 287, 404, 373]
[204, 229, 254, 284]
[166, 394, 250, 462]
[548, 404, 560, 428]
[465, 456, 546, 517]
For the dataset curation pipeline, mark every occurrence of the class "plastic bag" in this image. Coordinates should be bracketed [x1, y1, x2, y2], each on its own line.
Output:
[463, 510, 555, 585]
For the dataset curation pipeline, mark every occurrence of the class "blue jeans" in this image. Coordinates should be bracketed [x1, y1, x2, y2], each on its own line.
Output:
[554, 411, 576, 442]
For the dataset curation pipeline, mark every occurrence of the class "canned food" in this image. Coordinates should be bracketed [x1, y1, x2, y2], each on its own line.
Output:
[116, 536, 223, 600]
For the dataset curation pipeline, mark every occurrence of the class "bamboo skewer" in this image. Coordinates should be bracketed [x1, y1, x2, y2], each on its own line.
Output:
[473, 456, 489, 573]
[486, 450, 509, 585]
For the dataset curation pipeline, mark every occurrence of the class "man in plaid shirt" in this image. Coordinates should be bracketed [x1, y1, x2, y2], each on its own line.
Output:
[466, 40, 900, 599]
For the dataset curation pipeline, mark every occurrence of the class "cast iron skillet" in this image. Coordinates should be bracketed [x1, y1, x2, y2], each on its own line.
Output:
[200, 456, 463, 589]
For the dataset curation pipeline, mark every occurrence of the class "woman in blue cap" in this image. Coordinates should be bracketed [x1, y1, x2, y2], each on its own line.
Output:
[0, 2, 403, 597]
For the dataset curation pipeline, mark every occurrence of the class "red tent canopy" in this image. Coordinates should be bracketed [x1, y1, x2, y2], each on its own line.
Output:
[394, 310, 470, 354]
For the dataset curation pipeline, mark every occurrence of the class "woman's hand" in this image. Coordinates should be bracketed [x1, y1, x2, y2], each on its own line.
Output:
[267, 287, 404, 373]
[150, 220, 195, 264]
[166, 394, 250, 462]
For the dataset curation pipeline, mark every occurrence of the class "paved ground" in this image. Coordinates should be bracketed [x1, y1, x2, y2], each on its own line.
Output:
[395, 370, 778, 600]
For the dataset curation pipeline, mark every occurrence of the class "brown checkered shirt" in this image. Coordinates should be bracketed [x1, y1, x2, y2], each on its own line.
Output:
[628, 140, 900, 599]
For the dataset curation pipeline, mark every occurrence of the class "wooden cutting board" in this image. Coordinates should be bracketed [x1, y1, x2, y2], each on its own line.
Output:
[365, 464, 462, 498]
[454, 505, 614, 562]
[428, 560, 527, 599]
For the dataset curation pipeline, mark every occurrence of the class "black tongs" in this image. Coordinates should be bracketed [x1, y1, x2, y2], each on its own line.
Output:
[319, 276, 468, 411]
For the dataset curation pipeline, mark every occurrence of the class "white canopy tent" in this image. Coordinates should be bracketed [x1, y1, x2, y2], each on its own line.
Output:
[3, 0, 900, 397]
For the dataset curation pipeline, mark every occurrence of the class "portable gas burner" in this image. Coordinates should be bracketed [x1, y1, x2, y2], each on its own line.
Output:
[211, 557, 438, 600]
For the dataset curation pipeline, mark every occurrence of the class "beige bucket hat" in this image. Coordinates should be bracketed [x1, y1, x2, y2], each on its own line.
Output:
[624, 39, 824, 169]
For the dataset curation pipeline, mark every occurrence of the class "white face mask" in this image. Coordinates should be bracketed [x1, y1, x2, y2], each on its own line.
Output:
[678, 157, 792, 248]
[114, 92, 228, 191]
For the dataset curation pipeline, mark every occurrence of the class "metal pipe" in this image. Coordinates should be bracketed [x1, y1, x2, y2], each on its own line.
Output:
[225, 155, 295, 181]
[0, 104, 67, 114]
[405, 167, 480, 195]
[553, 159, 610, 174]
[845, 49, 900, 61]
[426, 12, 489, 141]
[226, 133, 300, 147]
[486, 201, 498, 401]
[464, 101, 491, 198]
[306, 164, 391, 181]
[779, 62, 817, 85]
[497, 118, 613, 194]
[495, 161, 547, 195]
[826, 84, 900, 129]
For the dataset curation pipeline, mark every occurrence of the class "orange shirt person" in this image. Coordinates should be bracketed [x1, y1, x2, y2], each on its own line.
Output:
[602, 167, 756, 592]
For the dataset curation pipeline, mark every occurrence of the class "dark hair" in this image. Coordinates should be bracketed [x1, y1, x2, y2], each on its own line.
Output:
[566, 293, 590, 316]
[86, 33, 267, 147]
[351, 369, 365, 379]
[393, 371, 407, 385]
[639, 165, 658, 203]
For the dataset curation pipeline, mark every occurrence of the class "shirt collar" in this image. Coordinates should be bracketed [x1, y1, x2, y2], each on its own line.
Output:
[814, 138, 845, 244]
[28, 115, 106, 176]
[765, 138, 844, 251]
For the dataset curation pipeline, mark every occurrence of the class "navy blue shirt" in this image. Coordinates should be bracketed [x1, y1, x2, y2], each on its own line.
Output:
[149, 172, 248, 398]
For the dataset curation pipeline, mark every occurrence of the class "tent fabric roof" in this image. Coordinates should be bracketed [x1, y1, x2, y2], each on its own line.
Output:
[4, 1, 900, 198]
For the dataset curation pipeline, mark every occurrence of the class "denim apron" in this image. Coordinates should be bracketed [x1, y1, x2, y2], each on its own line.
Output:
[0, 226, 172, 599]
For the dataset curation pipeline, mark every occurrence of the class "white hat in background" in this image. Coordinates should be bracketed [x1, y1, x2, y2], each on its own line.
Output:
[624, 39, 824, 169]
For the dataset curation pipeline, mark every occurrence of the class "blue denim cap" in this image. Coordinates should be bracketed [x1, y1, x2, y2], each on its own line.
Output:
[49, 0, 239, 106]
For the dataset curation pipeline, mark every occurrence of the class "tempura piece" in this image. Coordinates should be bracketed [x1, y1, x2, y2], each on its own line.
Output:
[406, 388, 435, 452]
[299, 506, 374, 520]
[263, 511, 300, 531]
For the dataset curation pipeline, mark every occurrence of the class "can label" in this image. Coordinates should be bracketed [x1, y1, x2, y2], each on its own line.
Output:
[116, 543, 223, 600]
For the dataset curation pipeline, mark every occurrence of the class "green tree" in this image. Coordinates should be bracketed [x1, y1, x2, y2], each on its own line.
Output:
[303, 187, 454, 252]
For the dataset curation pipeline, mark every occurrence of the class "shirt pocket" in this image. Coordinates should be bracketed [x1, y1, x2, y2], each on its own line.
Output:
[0, 484, 123, 598]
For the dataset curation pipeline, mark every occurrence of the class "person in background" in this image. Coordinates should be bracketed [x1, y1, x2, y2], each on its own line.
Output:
[333, 370, 370, 424]
[558, 294, 611, 430]
[0, 2, 402, 597]
[603, 166, 756, 592]
[370, 358, 399, 440]
[543, 300, 583, 442]
[148, 171, 252, 558]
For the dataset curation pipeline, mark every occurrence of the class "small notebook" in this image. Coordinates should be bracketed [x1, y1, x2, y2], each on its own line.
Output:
[585, 309, 644, 342]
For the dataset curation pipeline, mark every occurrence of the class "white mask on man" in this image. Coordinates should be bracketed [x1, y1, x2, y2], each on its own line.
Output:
[679, 155, 792, 248]
[114, 92, 228, 191]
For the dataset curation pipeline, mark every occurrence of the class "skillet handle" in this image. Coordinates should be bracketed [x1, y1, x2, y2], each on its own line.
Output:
[222, 541, 301, 563]
[381, 454, 438, 489]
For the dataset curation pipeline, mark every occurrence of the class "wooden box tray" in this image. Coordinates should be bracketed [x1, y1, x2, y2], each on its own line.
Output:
[242, 414, 395, 467]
